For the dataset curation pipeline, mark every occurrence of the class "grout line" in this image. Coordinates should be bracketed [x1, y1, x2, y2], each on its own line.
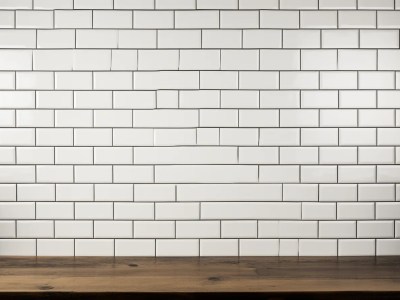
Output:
[3, 4, 400, 258]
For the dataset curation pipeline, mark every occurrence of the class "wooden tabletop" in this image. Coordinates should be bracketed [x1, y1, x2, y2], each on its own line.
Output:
[0, 257, 399, 299]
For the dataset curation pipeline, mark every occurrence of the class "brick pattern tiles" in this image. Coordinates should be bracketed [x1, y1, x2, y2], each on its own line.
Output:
[0, 0, 399, 256]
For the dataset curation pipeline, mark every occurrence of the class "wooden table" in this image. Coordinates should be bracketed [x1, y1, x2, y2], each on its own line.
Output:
[0, 256, 399, 299]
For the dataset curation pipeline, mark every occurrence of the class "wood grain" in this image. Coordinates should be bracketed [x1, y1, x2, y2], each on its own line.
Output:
[0, 257, 399, 299]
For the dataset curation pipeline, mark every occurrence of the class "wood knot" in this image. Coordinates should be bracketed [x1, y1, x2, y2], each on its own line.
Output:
[128, 263, 138, 267]
[38, 285, 54, 290]
[208, 276, 221, 282]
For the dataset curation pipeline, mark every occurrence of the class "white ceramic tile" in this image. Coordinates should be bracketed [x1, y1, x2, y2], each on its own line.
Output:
[0, 1, 398, 258]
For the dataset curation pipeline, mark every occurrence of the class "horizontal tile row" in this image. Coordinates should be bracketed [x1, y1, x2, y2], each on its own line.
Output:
[2, 90, 400, 109]
[0, 29, 399, 49]
[0, 238, 399, 256]
[0, 71, 400, 90]
[2, 128, 400, 146]
[2, 109, 400, 128]
[1, 10, 400, 29]
[0, 165, 399, 183]
[1, 146, 400, 165]
[2, 49, 400, 71]
[1, 183, 399, 202]
[0, 239, 400, 256]
[0, 202, 399, 220]
[0, 220, 399, 238]
[1, 0, 400, 11]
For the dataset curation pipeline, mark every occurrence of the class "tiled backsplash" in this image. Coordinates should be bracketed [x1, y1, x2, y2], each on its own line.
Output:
[0, 0, 399, 256]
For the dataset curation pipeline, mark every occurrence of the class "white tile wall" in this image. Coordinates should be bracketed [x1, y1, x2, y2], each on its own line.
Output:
[0, 0, 399, 257]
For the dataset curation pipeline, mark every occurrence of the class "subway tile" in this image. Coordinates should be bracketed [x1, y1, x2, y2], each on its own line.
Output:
[302, 203, 336, 220]
[175, 11, 219, 29]
[17, 147, 54, 165]
[156, 165, 258, 183]
[96, 184, 133, 202]
[178, 184, 281, 202]
[280, 0, 318, 9]
[322, 30, 359, 48]
[201, 71, 238, 89]
[138, 50, 178, 70]
[0, 30, 36, 48]
[135, 147, 237, 164]
[176, 221, 220, 238]
[16, 11, 53, 29]
[38, 91, 73, 109]
[180, 50, 220, 70]
[37, 30, 75, 48]
[18, 184, 55, 201]
[301, 50, 337, 70]
[197, 0, 237, 9]
[202, 30, 242, 48]
[135, 71, 199, 90]
[301, 91, 338, 108]
[76, 30, 118, 48]
[280, 71, 319, 89]
[0, 11, 14, 28]
[55, 72, 92, 90]
[115, 239, 155, 256]
[37, 166, 73, 183]
[240, 239, 279, 256]
[319, 0, 356, 9]
[339, 239, 375, 256]
[37, 239, 74, 256]
[339, 11, 376, 29]
[119, 30, 157, 48]
[156, 0, 195, 10]
[75, 239, 114, 256]
[379, 50, 400, 70]
[114, 0, 154, 9]
[0, 202, 35, 219]
[360, 30, 399, 48]
[94, 221, 132, 238]
[158, 30, 201, 48]
[0, 240, 36, 256]
[157, 240, 199, 256]
[200, 239, 238, 256]
[55, 10, 92, 28]
[36, 202, 74, 219]
[261, 50, 300, 70]
[94, 11, 132, 29]
[17, 220, 54, 238]
[320, 71, 358, 89]
[16, 72, 54, 90]
[134, 11, 173, 29]
[358, 0, 394, 9]
[243, 30, 282, 48]
[283, 30, 320, 48]
[299, 240, 337, 256]
[2, 1, 399, 258]
[0, 0, 32, 9]
[378, 11, 400, 28]
[239, 71, 279, 89]
[359, 184, 395, 202]
[300, 11, 337, 29]
[220, 11, 259, 29]
[0, 50, 32, 71]
[56, 184, 94, 201]
[134, 221, 175, 238]
[74, 0, 113, 9]
[239, 0, 278, 9]
[114, 203, 154, 220]
[75, 203, 113, 220]
[221, 50, 259, 70]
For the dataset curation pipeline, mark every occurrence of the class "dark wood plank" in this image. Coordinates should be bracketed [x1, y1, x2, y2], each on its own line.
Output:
[0, 256, 399, 299]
